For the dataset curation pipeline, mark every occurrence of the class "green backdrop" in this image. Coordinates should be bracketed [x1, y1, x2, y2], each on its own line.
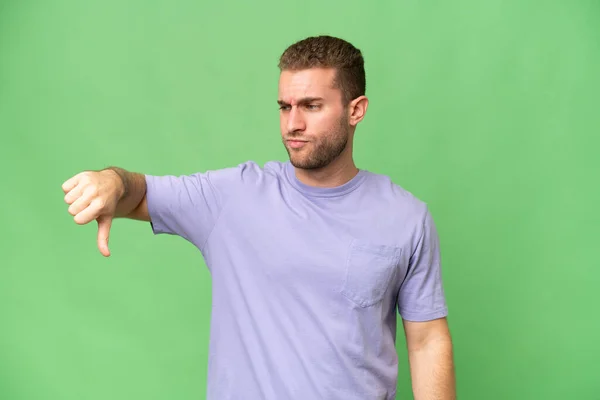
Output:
[1, 0, 599, 399]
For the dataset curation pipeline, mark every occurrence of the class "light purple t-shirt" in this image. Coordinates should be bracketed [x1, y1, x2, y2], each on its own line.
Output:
[145, 160, 448, 400]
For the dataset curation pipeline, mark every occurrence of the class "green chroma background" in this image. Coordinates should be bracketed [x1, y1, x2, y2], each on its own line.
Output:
[1, 1, 599, 399]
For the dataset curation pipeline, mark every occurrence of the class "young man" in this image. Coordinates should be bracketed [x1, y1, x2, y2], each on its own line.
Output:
[62, 35, 456, 400]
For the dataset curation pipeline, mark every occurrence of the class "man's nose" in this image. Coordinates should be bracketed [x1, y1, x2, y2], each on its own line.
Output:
[287, 107, 306, 133]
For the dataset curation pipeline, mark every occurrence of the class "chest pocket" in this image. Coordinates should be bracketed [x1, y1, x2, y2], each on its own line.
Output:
[340, 239, 402, 308]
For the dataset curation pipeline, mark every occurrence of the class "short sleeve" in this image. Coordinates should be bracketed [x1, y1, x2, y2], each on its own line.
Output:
[397, 207, 448, 321]
[144, 162, 253, 250]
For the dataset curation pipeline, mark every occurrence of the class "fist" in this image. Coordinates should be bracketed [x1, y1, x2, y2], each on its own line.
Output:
[62, 170, 124, 257]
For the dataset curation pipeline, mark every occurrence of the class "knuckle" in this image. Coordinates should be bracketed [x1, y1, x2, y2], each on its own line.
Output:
[81, 172, 97, 185]
[94, 197, 106, 209]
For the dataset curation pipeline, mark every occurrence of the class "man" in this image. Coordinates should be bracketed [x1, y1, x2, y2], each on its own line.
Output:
[62, 35, 455, 400]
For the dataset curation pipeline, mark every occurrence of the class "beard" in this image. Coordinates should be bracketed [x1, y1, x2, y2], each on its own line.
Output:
[284, 118, 349, 170]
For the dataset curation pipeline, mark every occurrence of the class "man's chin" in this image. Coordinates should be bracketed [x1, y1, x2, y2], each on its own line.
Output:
[285, 146, 328, 170]
[289, 156, 309, 169]
[289, 156, 326, 170]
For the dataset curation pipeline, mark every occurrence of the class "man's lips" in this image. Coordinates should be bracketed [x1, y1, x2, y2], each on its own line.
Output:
[286, 139, 308, 149]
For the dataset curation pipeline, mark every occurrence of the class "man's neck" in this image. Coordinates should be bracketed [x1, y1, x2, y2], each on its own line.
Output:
[293, 158, 359, 188]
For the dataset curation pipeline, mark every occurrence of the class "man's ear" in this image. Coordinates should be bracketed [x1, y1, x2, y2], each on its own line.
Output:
[348, 95, 369, 127]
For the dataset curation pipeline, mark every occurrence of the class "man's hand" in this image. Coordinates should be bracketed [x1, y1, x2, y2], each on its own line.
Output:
[62, 170, 125, 257]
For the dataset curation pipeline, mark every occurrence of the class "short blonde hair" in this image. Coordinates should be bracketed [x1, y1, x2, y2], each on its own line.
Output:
[278, 35, 366, 105]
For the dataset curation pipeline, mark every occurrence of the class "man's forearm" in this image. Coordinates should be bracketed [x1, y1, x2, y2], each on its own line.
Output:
[408, 336, 456, 400]
[103, 166, 147, 218]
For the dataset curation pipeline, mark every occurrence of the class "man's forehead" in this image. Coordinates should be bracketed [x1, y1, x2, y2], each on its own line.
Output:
[278, 68, 337, 101]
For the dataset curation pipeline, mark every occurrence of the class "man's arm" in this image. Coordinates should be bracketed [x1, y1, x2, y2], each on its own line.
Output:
[403, 317, 456, 400]
[104, 166, 149, 221]
[63, 161, 254, 256]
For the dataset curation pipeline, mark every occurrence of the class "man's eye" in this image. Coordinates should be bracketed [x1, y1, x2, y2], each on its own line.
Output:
[306, 104, 320, 110]
[279, 105, 290, 111]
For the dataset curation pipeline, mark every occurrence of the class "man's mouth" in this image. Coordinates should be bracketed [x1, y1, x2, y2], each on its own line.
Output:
[286, 139, 308, 149]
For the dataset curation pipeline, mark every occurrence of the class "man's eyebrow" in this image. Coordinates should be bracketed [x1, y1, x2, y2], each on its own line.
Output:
[277, 97, 324, 106]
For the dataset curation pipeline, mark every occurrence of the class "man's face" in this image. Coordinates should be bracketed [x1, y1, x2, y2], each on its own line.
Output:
[278, 68, 350, 170]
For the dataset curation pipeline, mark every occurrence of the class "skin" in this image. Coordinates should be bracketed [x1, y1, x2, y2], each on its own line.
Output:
[62, 65, 455, 399]
[277, 67, 367, 188]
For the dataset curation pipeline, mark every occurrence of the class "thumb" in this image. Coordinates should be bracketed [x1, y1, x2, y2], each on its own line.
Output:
[97, 216, 113, 257]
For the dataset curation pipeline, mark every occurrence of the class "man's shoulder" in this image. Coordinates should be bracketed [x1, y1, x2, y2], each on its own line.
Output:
[362, 169, 430, 217]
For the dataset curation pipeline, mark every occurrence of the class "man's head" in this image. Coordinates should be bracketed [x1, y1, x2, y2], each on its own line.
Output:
[277, 35, 368, 170]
